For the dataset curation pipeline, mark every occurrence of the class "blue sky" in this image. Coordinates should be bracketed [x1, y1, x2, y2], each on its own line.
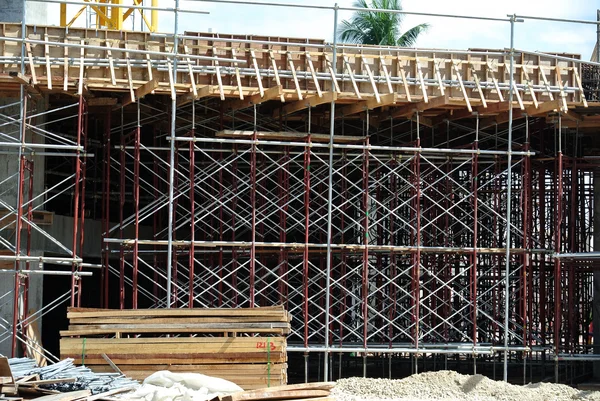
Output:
[54, 0, 599, 59]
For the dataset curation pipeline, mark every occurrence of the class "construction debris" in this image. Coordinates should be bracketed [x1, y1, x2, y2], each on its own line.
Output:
[60, 306, 290, 389]
[332, 371, 600, 401]
[5, 357, 138, 396]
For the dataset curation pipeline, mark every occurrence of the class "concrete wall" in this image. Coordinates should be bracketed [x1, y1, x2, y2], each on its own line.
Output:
[1, 0, 49, 25]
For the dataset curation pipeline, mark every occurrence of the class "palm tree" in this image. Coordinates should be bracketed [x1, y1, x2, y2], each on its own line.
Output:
[338, 0, 429, 47]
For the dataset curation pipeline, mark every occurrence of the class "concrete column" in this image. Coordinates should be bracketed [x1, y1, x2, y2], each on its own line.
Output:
[0, 0, 49, 25]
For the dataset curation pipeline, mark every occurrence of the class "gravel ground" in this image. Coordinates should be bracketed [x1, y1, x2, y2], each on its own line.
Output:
[332, 371, 600, 401]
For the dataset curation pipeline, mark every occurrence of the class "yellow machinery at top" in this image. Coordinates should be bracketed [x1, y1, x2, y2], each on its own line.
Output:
[59, 0, 159, 31]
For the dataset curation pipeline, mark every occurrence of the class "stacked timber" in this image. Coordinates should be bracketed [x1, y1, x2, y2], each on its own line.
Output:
[212, 382, 335, 401]
[60, 306, 291, 390]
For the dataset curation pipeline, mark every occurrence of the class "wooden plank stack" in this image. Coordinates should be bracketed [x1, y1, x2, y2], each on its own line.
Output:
[213, 382, 335, 401]
[60, 306, 291, 390]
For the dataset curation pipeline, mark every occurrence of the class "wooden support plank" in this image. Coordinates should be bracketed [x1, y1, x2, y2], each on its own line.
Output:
[362, 56, 380, 103]
[276, 91, 336, 118]
[521, 66, 538, 109]
[77, 40, 84, 95]
[433, 57, 445, 96]
[63, 38, 69, 91]
[145, 54, 153, 82]
[9, 72, 30, 85]
[166, 58, 176, 100]
[125, 51, 135, 102]
[25, 43, 38, 85]
[560, 109, 583, 123]
[106, 41, 116, 86]
[511, 82, 524, 110]
[469, 63, 486, 108]
[452, 62, 471, 112]
[250, 50, 264, 98]
[176, 85, 212, 107]
[340, 93, 396, 117]
[524, 98, 561, 116]
[390, 93, 449, 119]
[487, 61, 504, 102]
[555, 66, 568, 112]
[233, 48, 245, 100]
[122, 78, 159, 107]
[398, 64, 411, 102]
[44, 34, 52, 90]
[416, 57, 428, 103]
[216, 129, 363, 144]
[213, 46, 225, 101]
[286, 52, 303, 101]
[379, 56, 393, 94]
[572, 65, 588, 108]
[306, 52, 322, 98]
[227, 85, 283, 112]
[343, 55, 361, 99]
[539, 66, 554, 101]
[184, 45, 197, 98]
[324, 55, 341, 94]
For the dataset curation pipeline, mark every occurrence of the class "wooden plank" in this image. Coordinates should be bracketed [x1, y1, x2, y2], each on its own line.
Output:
[305, 52, 322, 98]
[469, 63, 486, 108]
[539, 66, 554, 101]
[227, 85, 283, 112]
[390, 93, 450, 119]
[340, 93, 396, 117]
[69, 316, 290, 324]
[9, 72, 30, 85]
[343, 56, 361, 99]
[222, 383, 333, 401]
[44, 34, 52, 90]
[184, 45, 197, 98]
[176, 85, 212, 107]
[379, 56, 393, 94]
[68, 305, 286, 316]
[524, 98, 561, 117]
[213, 46, 225, 101]
[276, 91, 336, 118]
[215, 130, 364, 144]
[398, 60, 411, 102]
[122, 77, 159, 107]
[416, 57, 428, 103]
[166, 58, 176, 100]
[63, 38, 69, 91]
[555, 66, 568, 112]
[433, 56, 445, 96]
[61, 336, 286, 345]
[233, 48, 245, 100]
[324, 55, 340, 94]
[361, 56, 380, 103]
[78, 40, 85, 95]
[25, 43, 38, 85]
[223, 390, 329, 401]
[251, 50, 264, 98]
[125, 51, 135, 102]
[452, 63, 471, 112]
[287, 53, 303, 101]
[106, 41, 116, 86]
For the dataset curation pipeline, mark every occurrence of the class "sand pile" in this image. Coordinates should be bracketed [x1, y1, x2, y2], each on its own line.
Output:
[333, 370, 600, 401]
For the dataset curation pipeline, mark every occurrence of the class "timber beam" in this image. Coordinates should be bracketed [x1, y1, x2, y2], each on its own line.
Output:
[274, 91, 337, 118]
[226, 85, 283, 112]
[338, 93, 397, 117]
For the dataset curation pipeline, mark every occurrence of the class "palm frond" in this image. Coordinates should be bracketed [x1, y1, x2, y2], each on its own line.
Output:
[397, 23, 429, 47]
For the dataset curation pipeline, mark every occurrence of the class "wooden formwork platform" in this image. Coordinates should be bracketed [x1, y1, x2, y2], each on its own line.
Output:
[0, 24, 597, 126]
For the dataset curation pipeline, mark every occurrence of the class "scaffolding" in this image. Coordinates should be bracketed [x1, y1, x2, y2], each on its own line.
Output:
[1, 0, 600, 385]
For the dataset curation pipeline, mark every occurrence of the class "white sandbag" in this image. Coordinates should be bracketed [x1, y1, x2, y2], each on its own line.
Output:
[144, 370, 243, 395]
